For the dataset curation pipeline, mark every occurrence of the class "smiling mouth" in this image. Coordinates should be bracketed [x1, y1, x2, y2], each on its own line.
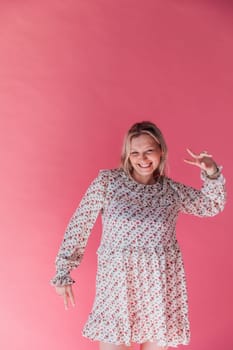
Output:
[138, 163, 152, 168]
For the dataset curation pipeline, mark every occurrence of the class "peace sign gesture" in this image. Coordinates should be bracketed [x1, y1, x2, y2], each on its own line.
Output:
[184, 148, 218, 177]
[55, 285, 76, 310]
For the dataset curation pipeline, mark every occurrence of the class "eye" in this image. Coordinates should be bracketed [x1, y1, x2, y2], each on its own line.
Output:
[130, 151, 139, 156]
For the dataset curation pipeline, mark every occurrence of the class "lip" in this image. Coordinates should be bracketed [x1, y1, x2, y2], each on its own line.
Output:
[138, 163, 152, 168]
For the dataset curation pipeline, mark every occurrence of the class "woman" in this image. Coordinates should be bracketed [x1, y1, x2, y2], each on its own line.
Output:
[51, 121, 226, 350]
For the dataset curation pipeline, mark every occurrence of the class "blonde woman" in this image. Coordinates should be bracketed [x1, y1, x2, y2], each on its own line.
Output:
[51, 121, 226, 350]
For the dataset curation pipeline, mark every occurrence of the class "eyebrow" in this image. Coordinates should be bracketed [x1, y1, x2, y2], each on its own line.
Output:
[130, 147, 155, 152]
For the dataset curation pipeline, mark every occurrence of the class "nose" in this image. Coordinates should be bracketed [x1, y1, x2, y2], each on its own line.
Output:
[140, 152, 148, 161]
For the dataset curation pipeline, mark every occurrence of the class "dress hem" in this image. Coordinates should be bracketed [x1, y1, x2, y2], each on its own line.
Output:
[82, 331, 190, 348]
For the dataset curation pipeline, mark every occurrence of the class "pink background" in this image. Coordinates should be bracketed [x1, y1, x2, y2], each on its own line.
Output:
[0, 1, 232, 349]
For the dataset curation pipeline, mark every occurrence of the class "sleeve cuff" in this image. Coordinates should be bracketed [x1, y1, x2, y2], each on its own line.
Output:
[201, 165, 225, 183]
[50, 274, 75, 287]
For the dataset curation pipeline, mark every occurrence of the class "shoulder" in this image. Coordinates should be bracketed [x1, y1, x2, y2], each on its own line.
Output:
[98, 168, 121, 175]
[96, 168, 123, 184]
[98, 168, 123, 178]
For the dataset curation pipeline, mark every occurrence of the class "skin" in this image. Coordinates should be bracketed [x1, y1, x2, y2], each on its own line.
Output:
[55, 285, 75, 310]
[99, 341, 168, 350]
[129, 134, 162, 184]
[54, 135, 218, 350]
[184, 148, 218, 176]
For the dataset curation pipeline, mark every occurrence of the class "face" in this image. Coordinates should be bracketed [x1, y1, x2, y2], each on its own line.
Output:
[129, 134, 162, 184]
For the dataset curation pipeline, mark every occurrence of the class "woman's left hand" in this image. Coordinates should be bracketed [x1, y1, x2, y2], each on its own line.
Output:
[184, 148, 218, 176]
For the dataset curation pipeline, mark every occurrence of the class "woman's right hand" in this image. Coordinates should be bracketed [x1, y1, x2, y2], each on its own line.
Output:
[55, 285, 76, 310]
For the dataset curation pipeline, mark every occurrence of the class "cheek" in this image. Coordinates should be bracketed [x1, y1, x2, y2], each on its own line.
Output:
[128, 157, 135, 167]
[129, 156, 136, 164]
[151, 155, 161, 163]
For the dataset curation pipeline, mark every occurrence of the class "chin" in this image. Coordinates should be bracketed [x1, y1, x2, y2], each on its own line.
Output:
[138, 170, 154, 177]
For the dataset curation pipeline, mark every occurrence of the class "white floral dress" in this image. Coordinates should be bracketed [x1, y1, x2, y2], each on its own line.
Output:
[51, 168, 226, 347]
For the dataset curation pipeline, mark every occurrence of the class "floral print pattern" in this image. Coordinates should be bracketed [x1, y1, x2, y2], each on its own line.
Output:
[51, 168, 226, 347]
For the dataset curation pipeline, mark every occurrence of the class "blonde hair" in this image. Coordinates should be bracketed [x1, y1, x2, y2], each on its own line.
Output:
[120, 121, 168, 177]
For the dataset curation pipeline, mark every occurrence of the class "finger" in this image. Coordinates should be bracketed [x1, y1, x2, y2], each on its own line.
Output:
[186, 148, 213, 159]
[200, 153, 213, 158]
[67, 286, 75, 307]
[63, 293, 69, 310]
[184, 159, 199, 166]
[186, 148, 198, 158]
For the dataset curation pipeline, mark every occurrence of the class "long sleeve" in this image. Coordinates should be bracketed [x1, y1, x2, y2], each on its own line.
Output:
[50, 170, 109, 287]
[171, 167, 226, 217]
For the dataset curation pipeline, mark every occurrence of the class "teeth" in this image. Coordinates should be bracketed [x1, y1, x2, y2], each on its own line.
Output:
[139, 164, 151, 168]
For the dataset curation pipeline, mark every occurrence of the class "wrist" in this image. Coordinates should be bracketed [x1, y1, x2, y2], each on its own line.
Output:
[206, 166, 220, 179]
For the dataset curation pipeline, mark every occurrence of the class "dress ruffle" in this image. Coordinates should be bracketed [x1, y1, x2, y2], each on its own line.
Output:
[82, 243, 190, 347]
